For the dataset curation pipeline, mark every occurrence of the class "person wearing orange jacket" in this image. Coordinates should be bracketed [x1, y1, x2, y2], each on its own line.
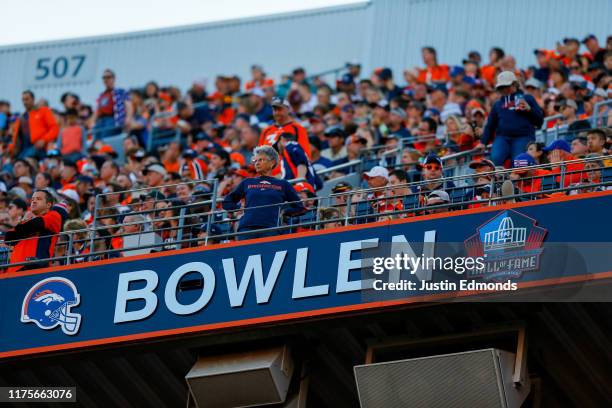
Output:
[417, 47, 450, 84]
[258, 98, 311, 176]
[3, 190, 67, 274]
[10, 90, 59, 160]
[259, 98, 311, 156]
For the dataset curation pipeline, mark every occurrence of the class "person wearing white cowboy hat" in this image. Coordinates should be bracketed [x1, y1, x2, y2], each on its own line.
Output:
[476, 71, 544, 167]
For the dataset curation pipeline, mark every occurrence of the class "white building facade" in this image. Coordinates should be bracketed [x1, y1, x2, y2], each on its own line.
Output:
[0, 0, 609, 108]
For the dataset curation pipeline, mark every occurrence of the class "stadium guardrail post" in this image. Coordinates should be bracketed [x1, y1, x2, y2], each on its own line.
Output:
[176, 207, 186, 248]
[344, 194, 352, 226]
[89, 194, 101, 254]
[66, 233, 74, 266]
[205, 179, 219, 246]
[560, 163, 566, 189]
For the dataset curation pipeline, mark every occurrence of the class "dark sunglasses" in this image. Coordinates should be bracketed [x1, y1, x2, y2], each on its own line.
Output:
[424, 164, 441, 171]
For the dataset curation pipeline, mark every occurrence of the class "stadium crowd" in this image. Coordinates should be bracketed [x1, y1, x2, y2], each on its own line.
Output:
[0, 33, 611, 272]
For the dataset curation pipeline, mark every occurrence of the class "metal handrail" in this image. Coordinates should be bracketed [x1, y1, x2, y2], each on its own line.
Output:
[2, 171, 609, 270]
[1, 156, 609, 271]
[316, 159, 362, 176]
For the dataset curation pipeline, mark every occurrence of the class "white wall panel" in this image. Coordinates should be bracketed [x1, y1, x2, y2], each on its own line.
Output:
[0, 0, 609, 110]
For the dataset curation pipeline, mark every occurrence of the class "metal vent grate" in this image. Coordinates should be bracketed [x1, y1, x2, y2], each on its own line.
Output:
[355, 349, 506, 408]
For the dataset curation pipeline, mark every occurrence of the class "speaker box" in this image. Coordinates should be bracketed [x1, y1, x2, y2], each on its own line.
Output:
[186, 345, 294, 408]
[354, 348, 530, 408]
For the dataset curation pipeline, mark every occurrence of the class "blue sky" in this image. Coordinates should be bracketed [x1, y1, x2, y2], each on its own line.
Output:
[1, 0, 360, 46]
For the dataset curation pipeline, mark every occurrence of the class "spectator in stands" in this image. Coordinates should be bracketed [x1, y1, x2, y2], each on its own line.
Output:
[245, 64, 274, 92]
[425, 190, 451, 214]
[277, 132, 322, 190]
[56, 109, 87, 162]
[309, 136, 332, 172]
[222, 145, 305, 240]
[468, 158, 496, 187]
[586, 129, 609, 158]
[412, 117, 439, 154]
[126, 90, 150, 146]
[412, 154, 455, 203]
[571, 136, 589, 158]
[10, 90, 59, 160]
[330, 181, 352, 218]
[444, 115, 474, 152]
[63, 219, 90, 263]
[510, 153, 551, 195]
[181, 149, 208, 181]
[526, 141, 548, 164]
[219, 168, 251, 197]
[238, 126, 260, 165]
[387, 108, 411, 139]
[176, 182, 193, 204]
[558, 99, 591, 131]
[7, 198, 27, 227]
[98, 159, 118, 187]
[138, 190, 165, 223]
[114, 213, 146, 255]
[143, 163, 167, 189]
[418, 47, 450, 84]
[569, 154, 611, 195]
[7, 159, 33, 179]
[49, 234, 68, 266]
[293, 182, 317, 213]
[524, 78, 544, 103]
[544, 139, 586, 186]
[152, 200, 181, 251]
[101, 182, 130, 213]
[0, 100, 10, 141]
[478, 71, 544, 166]
[583, 35, 607, 64]
[481, 47, 505, 86]
[389, 169, 413, 215]
[359, 166, 400, 216]
[319, 207, 342, 230]
[321, 126, 348, 165]
[17, 177, 34, 199]
[374, 68, 402, 100]
[3, 191, 67, 273]
[259, 98, 311, 161]
[194, 223, 223, 246]
[59, 159, 78, 189]
[92, 69, 132, 138]
[95, 206, 120, 248]
[34, 172, 52, 191]
[207, 148, 231, 180]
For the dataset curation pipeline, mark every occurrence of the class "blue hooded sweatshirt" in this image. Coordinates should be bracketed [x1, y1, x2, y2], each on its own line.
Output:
[481, 91, 544, 145]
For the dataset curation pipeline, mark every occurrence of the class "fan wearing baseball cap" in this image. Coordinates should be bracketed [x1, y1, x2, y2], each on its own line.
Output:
[258, 97, 311, 177]
[478, 71, 544, 167]
[412, 154, 455, 206]
[330, 181, 353, 219]
[276, 132, 322, 191]
[543, 139, 586, 187]
[466, 158, 497, 206]
[361, 166, 402, 217]
[293, 182, 317, 209]
[509, 153, 550, 195]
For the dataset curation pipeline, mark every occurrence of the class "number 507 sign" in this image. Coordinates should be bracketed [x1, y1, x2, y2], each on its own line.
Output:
[23, 48, 98, 88]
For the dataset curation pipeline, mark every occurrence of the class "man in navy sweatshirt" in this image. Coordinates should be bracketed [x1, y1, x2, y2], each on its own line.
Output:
[478, 71, 544, 166]
[222, 145, 305, 241]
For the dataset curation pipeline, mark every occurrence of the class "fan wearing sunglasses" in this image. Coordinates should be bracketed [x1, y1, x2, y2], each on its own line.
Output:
[412, 154, 455, 207]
